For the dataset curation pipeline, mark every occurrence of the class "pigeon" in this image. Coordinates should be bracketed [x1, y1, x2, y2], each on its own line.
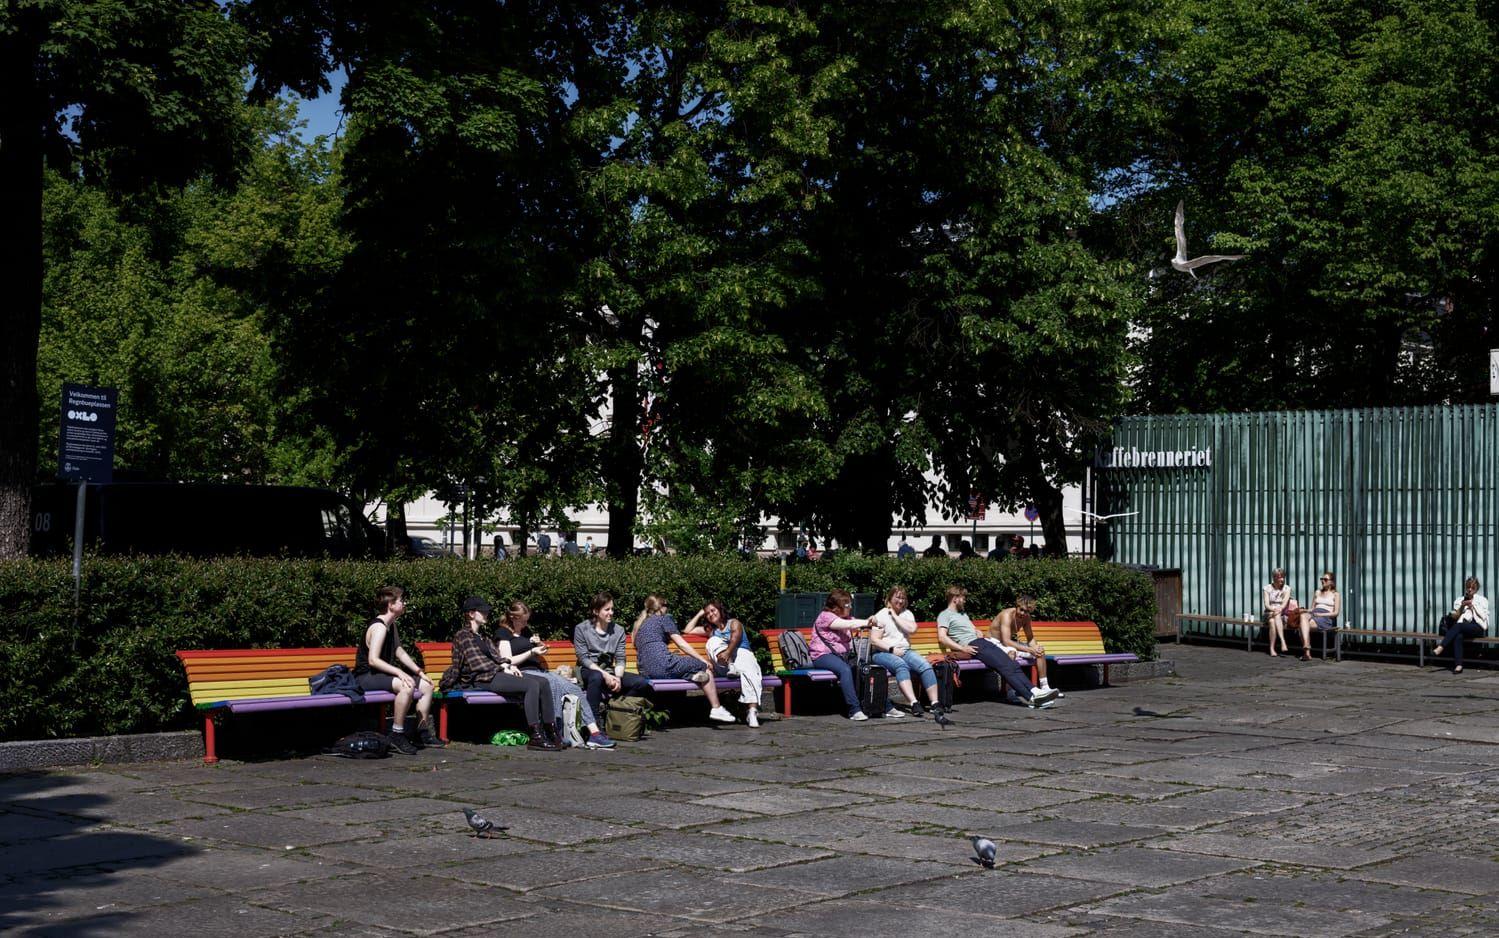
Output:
[1171, 200, 1245, 278]
[463, 807, 505, 838]
[970, 835, 997, 869]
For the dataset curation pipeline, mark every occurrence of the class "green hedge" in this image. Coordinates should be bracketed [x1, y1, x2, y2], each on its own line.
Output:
[0, 554, 1154, 740]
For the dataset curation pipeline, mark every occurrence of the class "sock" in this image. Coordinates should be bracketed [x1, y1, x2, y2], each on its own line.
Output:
[391, 724, 405, 734]
[1040, 679, 1051, 690]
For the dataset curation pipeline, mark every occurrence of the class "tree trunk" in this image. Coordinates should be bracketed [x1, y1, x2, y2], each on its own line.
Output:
[1030, 475, 1069, 557]
[386, 500, 409, 556]
[0, 29, 44, 558]
[604, 355, 643, 559]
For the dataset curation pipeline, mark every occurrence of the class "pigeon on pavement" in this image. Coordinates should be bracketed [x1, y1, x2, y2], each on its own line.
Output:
[463, 807, 505, 838]
[970, 835, 997, 869]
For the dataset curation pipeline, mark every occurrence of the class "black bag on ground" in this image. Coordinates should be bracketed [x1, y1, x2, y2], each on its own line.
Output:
[857, 663, 889, 718]
[604, 695, 651, 741]
[933, 660, 960, 710]
[324, 730, 390, 759]
[778, 631, 814, 670]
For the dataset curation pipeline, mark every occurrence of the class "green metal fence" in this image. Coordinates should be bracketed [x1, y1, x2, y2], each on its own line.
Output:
[1093, 405, 1499, 633]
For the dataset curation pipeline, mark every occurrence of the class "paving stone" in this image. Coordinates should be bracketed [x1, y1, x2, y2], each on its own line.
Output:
[1082, 889, 1391, 936]
[532, 868, 815, 923]
[0, 829, 197, 879]
[1024, 845, 1260, 885]
[987, 818, 1170, 848]
[0, 869, 215, 930]
[1151, 832, 1400, 869]
[429, 905, 663, 938]
[247, 872, 535, 932]
[164, 813, 379, 849]
[1341, 852, 1499, 895]
[695, 786, 856, 816]
[177, 783, 392, 810]
[438, 845, 661, 891]
[824, 830, 1059, 866]
[1188, 868, 1450, 916]
[701, 811, 891, 846]
[13, 893, 335, 936]
[863, 867, 1131, 916]
[749, 897, 1087, 937]
[605, 832, 834, 871]
[722, 854, 955, 896]
[0, 809, 97, 843]
[567, 795, 744, 828]
[274, 796, 466, 824]
[1044, 775, 1202, 800]
[922, 785, 1095, 812]
[146, 846, 355, 889]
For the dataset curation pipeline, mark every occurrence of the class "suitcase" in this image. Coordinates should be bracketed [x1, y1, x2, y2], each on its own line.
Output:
[857, 663, 889, 718]
[933, 660, 960, 710]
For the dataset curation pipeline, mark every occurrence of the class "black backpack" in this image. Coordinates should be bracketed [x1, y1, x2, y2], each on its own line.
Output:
[324, 730, 390, 759]
[778, 630, 814, 670]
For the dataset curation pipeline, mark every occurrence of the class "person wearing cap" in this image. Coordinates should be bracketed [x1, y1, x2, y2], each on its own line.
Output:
[448, 596, 562, 750]
[354, 586, 441, 753]
[494, 600, 616, 749]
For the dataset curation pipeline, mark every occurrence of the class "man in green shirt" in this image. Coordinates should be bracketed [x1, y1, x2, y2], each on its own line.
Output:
[936, 586, 1058, 708]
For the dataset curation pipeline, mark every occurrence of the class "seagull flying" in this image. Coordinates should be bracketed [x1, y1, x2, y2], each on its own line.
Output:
[1172, 201, 1245, 278]
[463, 807, 505, 838]
[1062, 507, 1140, 522]
[970, 835, 997, 869]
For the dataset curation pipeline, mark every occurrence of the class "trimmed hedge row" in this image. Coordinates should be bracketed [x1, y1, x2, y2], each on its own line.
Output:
[0, 554, 1154, 740]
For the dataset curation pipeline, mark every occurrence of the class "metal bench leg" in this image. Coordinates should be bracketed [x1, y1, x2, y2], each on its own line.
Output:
[1102, 664, 1111, 687]
[781, 682, 793, 718]
[202, 714, 219, 765]
[1335, 630, 1343, 662]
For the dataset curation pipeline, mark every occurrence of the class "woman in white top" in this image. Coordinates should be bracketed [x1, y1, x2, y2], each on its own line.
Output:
[1262, 568, 1295, 657]
[1433, 577, 1490, 674]
[871, 586, 948, 725]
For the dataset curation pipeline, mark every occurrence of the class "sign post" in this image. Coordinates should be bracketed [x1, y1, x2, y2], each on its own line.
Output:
[58, 384, 118, 618]
[965, 494, 987, 547]
[1024, 504, 1040, 545]
[1490, 349, 1498, 396]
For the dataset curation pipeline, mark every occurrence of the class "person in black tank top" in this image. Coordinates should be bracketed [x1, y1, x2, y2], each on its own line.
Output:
[358, 586, 442, 753]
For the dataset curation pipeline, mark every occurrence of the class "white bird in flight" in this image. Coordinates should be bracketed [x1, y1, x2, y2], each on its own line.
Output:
[1063, 507, 1140, 522]
[1172, 200, 1245, 278]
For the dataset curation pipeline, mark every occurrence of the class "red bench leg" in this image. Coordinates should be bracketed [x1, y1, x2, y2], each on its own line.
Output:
[1102, 664, 1111, 687]
[438, 700, 449, 742]
[782, 682, 793, 717]
[202, 714, 218, 765]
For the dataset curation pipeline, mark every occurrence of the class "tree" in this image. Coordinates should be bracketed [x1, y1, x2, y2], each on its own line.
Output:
[1130, 0, 1499, 412]
[1, 0, 248, 556]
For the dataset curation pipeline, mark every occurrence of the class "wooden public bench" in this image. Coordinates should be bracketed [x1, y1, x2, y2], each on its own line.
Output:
[763, 620, 1134, 716]
[1332, 628, 1499, 666]
[176, 647, 404, 764]
[1176, 613, 1333, 661]
[417, 634, 781, 741]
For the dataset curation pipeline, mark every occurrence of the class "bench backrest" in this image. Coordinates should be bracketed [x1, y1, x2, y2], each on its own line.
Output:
[176, 647, 358, 708]
[763, 620, 1106, 671]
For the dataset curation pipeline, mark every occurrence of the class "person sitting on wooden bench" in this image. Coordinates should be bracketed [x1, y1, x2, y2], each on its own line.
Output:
[992, 593, 1059, 697]
[685, 600, 764, 728]
[356, 585, 441, 754]
[936, 586, 1058, 709]
[1432, 577, 1490, 674]
[574, 592, 654, 722]
[449, 596, 562, 750]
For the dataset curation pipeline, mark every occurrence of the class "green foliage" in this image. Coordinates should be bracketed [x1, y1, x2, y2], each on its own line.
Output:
[0, 554, 1153, 740]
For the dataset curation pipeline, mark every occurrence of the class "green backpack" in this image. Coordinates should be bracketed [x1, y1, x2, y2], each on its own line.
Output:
[604, 695, 651, 741]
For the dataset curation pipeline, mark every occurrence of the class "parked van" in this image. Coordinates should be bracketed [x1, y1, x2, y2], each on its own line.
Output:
[29, 483, 388, 559]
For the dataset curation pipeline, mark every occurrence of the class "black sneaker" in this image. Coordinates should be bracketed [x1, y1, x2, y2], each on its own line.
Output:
[387, 731, 419, 755]
[417, 722, 447, 749]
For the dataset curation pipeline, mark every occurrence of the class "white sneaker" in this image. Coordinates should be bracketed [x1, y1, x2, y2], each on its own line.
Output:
[1028, 687, 1059, 707]
[708, 706, 736, 723]
[746, 710, 760, 728]
[885, 707, 906, 718]
[849, 711, 869, 721]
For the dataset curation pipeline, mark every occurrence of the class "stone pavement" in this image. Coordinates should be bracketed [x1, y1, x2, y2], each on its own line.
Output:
[4, 644, 1499, 936]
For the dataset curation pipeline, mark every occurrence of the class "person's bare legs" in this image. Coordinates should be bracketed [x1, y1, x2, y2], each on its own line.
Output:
[1268, 617, 1283, 656]
[1297, 613, 1313, 657]
[391, 682, 414, 732]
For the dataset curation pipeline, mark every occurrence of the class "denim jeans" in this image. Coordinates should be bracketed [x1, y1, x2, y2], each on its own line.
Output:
[870, 650, 937, 689]
[580, 668, 653, 717]
[1439, 619, 1486, 667]
[968, 639, 1036, 700]
[811, 652, 861, 716]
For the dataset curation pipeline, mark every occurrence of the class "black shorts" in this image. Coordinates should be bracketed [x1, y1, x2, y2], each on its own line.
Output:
[356, 672, 401, 692]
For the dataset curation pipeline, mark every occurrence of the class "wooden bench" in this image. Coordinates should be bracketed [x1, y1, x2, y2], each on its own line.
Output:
[176, 647, 404, 764]
[763, 620, 1134, 715]
[417, 635, 781, 740]
[1177, 613, 1335, 660]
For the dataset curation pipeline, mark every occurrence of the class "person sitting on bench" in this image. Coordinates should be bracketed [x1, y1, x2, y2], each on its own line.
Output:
[495, 600, 615, 749]
[871, 586, 947, 723]
[685, 600, 764, 728]
[449, 596, 561, 751]
[633, 595, 737, 724]
[574, 591, 654, 721]
[355, 586, 441, 754]
[992, 593, 1058, 696]
[936, 586, 1057, 709]
[1432, 577, 1490, 674]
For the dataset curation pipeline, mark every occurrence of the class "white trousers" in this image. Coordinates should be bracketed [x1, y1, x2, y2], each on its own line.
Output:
[706, 637, 763, 705]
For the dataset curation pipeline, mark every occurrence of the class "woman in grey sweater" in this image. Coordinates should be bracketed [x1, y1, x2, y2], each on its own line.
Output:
[573, 592, 654, 721]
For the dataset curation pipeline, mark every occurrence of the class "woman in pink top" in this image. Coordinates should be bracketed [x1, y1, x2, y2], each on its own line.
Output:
[809, 588, 876, 721]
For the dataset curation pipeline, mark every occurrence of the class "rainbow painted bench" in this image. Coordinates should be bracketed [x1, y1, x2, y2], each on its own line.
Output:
[417, 634, 781, 740]
[177, 647, 406, 764]
[763, 620, 1134, 715]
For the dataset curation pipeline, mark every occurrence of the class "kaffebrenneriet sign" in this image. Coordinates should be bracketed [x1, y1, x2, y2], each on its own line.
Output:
[1094, 446, 1212, 468]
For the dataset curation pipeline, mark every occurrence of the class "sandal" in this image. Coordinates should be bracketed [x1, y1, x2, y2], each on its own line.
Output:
[1454, 665, 1464, 674]
[1300, 652, 1311, 661]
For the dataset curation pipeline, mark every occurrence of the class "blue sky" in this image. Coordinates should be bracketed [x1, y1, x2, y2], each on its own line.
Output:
[290, 69, 348, 142]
